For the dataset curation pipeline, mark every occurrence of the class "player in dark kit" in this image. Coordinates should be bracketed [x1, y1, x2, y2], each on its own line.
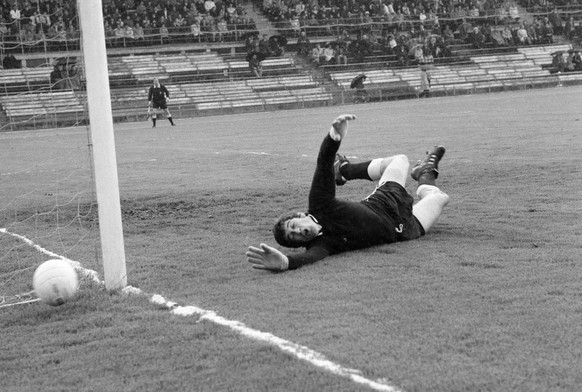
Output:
[148, 78, 175, 127]
[246, 114, 450, 271]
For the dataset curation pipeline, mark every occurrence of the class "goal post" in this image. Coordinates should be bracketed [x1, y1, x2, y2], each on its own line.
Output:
[77, 0, 127, 290]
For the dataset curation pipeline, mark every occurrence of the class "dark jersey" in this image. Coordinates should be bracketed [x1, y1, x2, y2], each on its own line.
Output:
[286, 134, 422, 269]
[148, 84, 169, 104]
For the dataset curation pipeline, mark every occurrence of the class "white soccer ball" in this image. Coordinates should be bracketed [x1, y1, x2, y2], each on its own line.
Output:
[33, 259, 79, 306]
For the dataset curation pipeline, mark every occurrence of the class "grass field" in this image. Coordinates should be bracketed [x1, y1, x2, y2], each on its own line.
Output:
[1, 86, 582, 392]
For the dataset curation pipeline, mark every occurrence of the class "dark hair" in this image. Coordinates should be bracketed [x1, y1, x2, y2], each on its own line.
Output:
[272, 211, 304, 248]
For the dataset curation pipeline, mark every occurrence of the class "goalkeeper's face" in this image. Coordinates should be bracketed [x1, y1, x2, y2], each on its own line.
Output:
[153, 78, 160, 87]
[283, 214, 321, 245]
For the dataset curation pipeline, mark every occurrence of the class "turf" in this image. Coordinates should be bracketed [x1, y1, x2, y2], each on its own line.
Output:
[1, 86, 581, 392]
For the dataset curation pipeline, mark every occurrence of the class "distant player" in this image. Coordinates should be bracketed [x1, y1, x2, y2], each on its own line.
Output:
[246, 114, 450, 271]
[148, 78, 175, 127]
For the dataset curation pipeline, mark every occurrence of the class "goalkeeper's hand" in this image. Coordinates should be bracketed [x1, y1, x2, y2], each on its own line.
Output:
[329, 114, 356, 141]
[246, 243, 289, 271]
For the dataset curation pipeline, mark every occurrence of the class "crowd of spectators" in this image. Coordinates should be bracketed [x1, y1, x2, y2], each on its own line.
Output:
[0, 0, 580, 68]
[0, 0, 258, 51]
[551, 47, 582, 71]
[263, 0, 582, 65]
[303, 25, 452, 67]
[102, 0, 257, 47]
[49, 59, 82, 90]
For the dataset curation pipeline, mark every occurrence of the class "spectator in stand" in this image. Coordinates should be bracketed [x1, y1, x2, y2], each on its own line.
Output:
[394, 37, 410, 66]
[428, 10, 440, 31]
[204, 0, 217, 16]
[334, 35, 349, 65]
[382, 1, 396, 21]
[322, 43, 335, 64]
[489, 27, 506, 47]
[160, 23, 170, 41]
[2, 53, 21, 69]
[289, 15, 301, 36]
[216, 17, 228, 42]
[226, 3, 237, 20]
[467, 26, 485, 49]
[296, 30, 311, 56]
[516, 23, 532, 45]
[9, 3, 21, 35]
[310, 43, 324, 64]
[50, 64, 65, 90]
[458, 18, 473, 42]
[573, 51, 582, 71]
[393, 10, 405, 31]
[133, 22, 145, 45]
[564, 16, 576, 40]
[245, 33, 259, 53]
[202, 14, 216, 42]
[525, 21, 539, 45]
[124, 22, 135, 45]
[50, 15, 67, 48]
[468, 4, 479, 19]
[20, 2, 35, 36]
[552, 52, 567, 73]
[442, 24, 455, 46]
[248, 52, 263, 78]
[174, 13, 187, 30]
[564, 51, 577, 72]
[114, 20, 125, 47]
[0, 17, 9, 39]
[190, 20, 201, 42]
[386, 33, 398, 54]
[68, 63, 83, 90]
[258, 34, 271, 56]
[295, 1, 306, 15]
[507, 2, 519, 21]
[419, 67, 431, 98]
[501, 25, 515, 46]
[548, 7, 563, 36]
[412, 44, 424, 62]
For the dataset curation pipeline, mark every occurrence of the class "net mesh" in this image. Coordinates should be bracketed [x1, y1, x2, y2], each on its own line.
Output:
[1, 5, 99, 308]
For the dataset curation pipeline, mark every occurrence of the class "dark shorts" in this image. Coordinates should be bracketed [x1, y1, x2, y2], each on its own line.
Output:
[152, 100, 167, 110]
[363, 181, 425, 241]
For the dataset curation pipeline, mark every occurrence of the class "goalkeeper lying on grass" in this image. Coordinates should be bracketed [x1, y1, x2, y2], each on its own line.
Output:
[246, 114, 450, 271]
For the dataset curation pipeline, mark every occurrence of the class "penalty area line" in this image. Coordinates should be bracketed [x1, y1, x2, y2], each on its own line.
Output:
[0, 228, 402, 392]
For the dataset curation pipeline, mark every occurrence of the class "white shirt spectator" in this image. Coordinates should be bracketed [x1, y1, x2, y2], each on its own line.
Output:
[516, 26, 528, 42]
[204, 0, 216, 13]
[508, 3, 519, 20]
[323, 46, 334, 62]
[125, 25, 134, 39]
[295, 2, 305, 14]
[10, 7, 21, 21]
[191, 22, 201, 37]
[290, 17, 300, 32]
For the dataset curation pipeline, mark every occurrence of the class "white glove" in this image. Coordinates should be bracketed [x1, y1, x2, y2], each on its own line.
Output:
[330, 114, 356, 141]
[246, 243, 289, 271]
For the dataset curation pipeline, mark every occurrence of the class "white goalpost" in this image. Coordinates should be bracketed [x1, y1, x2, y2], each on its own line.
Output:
[77, 0, 127, 290]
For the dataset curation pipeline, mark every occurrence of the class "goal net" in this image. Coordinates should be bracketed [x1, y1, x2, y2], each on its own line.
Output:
[1, 0, 126, 308]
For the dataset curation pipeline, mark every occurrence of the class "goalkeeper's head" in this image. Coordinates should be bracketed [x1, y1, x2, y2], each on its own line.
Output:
[153, 78, 160, 87]
[273, 212, 321, 248]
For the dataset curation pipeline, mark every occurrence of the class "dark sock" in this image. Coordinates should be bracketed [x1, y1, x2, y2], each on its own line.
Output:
[152, 118, 156, 127]
[418, 171, 437, 186]
[342, 161, 373, 181]
[168, 117, 174, 125]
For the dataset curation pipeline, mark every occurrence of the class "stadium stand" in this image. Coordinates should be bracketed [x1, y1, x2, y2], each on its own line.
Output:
[327, 43, 582, 102]
[1, 0, 582, 129]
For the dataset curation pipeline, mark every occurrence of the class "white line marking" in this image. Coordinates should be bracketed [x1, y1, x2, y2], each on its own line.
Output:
[1, 228, 402, 392]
